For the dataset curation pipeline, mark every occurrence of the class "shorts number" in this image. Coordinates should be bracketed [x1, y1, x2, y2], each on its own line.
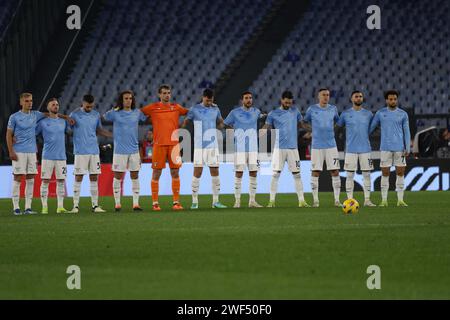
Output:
[295, 161, 300, 169]
[256, 160, 261, 168]
[401, 156, 405, 164]
[368, 159, 373, 167]
[62, 167, 67, 175]
[97, 162, 101, 170]
[333, 158, 339, 166]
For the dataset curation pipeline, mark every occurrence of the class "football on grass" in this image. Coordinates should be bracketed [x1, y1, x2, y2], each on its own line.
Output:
[342, 198, 359, 214]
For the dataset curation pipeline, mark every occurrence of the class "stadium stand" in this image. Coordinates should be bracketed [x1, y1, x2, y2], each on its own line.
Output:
[58, 0, 275, 114]
[0, 0, 18, 40]
[248, 0, 450, 130]
[1, 0, 448, 163]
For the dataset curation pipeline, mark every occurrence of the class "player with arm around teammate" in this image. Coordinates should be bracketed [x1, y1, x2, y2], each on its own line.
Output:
[262, 90, 310, 208]
[181, 88, 227, 209]
[141, 85, 189, 211]
[7, 93, 48, 215]
[68, 94, 112, 213]
[336, 91, 376, 206]
[303, 88, 342, 208]
[104, 90, 148, 212]
[36, 98, 72, 214]
[224, 91, 264, 208]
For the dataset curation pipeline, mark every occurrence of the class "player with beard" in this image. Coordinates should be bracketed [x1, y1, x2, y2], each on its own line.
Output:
[336, 91, 376, 206]
[69, 94, 112, 213]
[36, 98, 71, 214]
[369, 90, 411, 207]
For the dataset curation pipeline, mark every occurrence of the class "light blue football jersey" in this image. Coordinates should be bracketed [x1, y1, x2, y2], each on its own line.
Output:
[336, 107, 373, 153]
[7, 110, 45, 153]
[266, 107, 302, 149]
[69, 108, 103, 155]
[304, 104, 339, 149]
[104, 109, 147, 154]
[369, 107, 411, 152]
[187, 103, 222, 149]
[224, 106, 261, 152]
[36, 117, 69, 160]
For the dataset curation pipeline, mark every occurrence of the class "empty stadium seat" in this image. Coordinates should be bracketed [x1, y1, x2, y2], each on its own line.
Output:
[248, 0, 450, 117]
[59, 0, 274, 114]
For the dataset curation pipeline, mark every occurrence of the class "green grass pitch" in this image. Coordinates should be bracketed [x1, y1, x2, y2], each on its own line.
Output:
[0, 191, 449, 299]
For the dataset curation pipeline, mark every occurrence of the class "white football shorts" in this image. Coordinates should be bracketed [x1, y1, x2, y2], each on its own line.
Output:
[311, 147, 340, 171]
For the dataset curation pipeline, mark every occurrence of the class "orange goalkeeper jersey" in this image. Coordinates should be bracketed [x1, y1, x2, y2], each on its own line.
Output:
[141, 102, 188, 146]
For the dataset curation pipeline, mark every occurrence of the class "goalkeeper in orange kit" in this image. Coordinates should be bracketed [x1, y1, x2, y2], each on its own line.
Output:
[141, 85, 188, 211]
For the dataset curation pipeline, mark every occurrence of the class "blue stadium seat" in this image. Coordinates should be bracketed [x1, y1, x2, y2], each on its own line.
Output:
[247, 0, 449, 119]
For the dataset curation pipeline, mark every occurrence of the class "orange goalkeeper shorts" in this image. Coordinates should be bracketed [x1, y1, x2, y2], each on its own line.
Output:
[151, 144, 182, 169]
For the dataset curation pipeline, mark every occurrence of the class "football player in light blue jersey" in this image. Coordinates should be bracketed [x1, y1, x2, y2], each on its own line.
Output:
[369, 90, 411, 207]
[69, 94, 112, 213]
[182, 89, 227, 209]
[104, 90, 148, 212]
[6, 93, 73, 215]
[36, 98, 70, 214]
[304, 88, 341, 207]
[262, 90, 310, 208]
[6, 93, 45, 215]
[224, 91, 265, 208]
[336, 91, 376, 206]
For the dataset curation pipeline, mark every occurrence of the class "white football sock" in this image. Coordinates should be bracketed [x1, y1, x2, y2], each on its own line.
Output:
[234, 176, 242, 202]
[269, 171, 280, 202]
[311, 176, 319, 203]
[249, 176, 257, 203]
[332, 175, 341, 202]
[381, 175, 389, 201]
[131, 178, 140, 207]
[90, 180, 99, 207]
[12, 180, 21, 210]
[212, 176, 220, 204]
[73, 180, 81, 208]
[56, 181, 65, 208]
[362, 171, 371, 200]
[192, 176, 200, 204]
[293, 172, 305, 202]
[40, 181, 49, 208]
[346, 171, 355, 199]
[396, 175, 405, 202]
[113, 177, 121, 206]
[25, 178, 34, 209]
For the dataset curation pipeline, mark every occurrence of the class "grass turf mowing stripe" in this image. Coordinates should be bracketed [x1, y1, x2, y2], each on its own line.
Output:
[0, 191, 449, 299]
